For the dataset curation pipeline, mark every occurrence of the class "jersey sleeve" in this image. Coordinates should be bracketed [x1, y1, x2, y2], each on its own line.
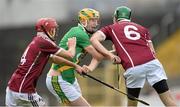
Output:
[100, 26, 112, 40]
[76, 33, 91, 49]
[39, 39, 60, 54]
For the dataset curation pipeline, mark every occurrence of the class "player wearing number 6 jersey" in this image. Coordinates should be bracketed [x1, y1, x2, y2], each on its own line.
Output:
[90, 6, 177, 106]
[6, 18, 85, 106]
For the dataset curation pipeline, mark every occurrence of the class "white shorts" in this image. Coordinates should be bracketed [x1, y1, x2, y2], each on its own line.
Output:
[46, 75, 81, 104]
[5, 87, 45, 106]
[123, 59, 167, 88]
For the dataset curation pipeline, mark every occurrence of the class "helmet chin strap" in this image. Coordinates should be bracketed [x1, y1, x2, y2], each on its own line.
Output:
[84, 27, 94, 34]
[81, 20, 98, 34]
[81, 20, 87, 28]
[41, 25, 55, 41]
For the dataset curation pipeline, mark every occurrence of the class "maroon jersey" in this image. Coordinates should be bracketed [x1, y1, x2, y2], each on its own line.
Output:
[100, 20, 155, 70]
[8, 33, 59, 93]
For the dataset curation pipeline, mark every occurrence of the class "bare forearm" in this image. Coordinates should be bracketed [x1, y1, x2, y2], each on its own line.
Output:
[90, 32, 121, 64]
[88, 58, 100, 71]
[55, 37, 76, 59]
[56, 48, 74, 59]
[50, 55, 77, 68]
[91, 40, 114, 60]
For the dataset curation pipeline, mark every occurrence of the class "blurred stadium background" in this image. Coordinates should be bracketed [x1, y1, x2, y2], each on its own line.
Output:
[0, 0, 180, 106]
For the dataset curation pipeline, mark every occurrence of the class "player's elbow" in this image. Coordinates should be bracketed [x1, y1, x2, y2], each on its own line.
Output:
[90, 32, 103, 43]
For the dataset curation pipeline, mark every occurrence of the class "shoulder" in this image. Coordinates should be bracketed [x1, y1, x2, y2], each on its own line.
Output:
[71, 28, 89, 39]
[67, 26, 87, 37]
[100, 24, 113, 34]
[36, 36, 57, 49]
[100, 24, 112, 30]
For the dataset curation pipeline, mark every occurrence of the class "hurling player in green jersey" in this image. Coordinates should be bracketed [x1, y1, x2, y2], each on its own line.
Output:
[46, 8, 120, 106]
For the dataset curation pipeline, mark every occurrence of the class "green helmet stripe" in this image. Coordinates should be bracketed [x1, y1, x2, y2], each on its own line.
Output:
[81, 11, 91, 18]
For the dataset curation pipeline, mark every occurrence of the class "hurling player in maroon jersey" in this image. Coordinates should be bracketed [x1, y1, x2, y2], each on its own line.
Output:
[90, 6, 177, 106]
[6, 18, 85, 106]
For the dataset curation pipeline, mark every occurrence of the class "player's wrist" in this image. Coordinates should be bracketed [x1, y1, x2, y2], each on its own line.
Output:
[111, 55, 121, 64]
[109, 53, 115, 61]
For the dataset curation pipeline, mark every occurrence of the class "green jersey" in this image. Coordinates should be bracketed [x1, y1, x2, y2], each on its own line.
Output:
[51, 24, 91, 84]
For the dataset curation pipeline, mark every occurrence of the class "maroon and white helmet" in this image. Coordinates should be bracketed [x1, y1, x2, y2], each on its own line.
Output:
[35, 18, 58, 32]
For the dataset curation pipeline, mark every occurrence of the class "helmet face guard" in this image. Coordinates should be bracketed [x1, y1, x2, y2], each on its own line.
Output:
[35, 18, 58, 41]
[114, 6, 131, 21]
[78, 8, 100, 34]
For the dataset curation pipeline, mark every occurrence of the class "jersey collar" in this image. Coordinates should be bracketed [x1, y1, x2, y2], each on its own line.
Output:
[119, 19, 131, 22]
[78, 23, 86, 32]
[37, 32, 49, 39]
[78, 23, 92, 36]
